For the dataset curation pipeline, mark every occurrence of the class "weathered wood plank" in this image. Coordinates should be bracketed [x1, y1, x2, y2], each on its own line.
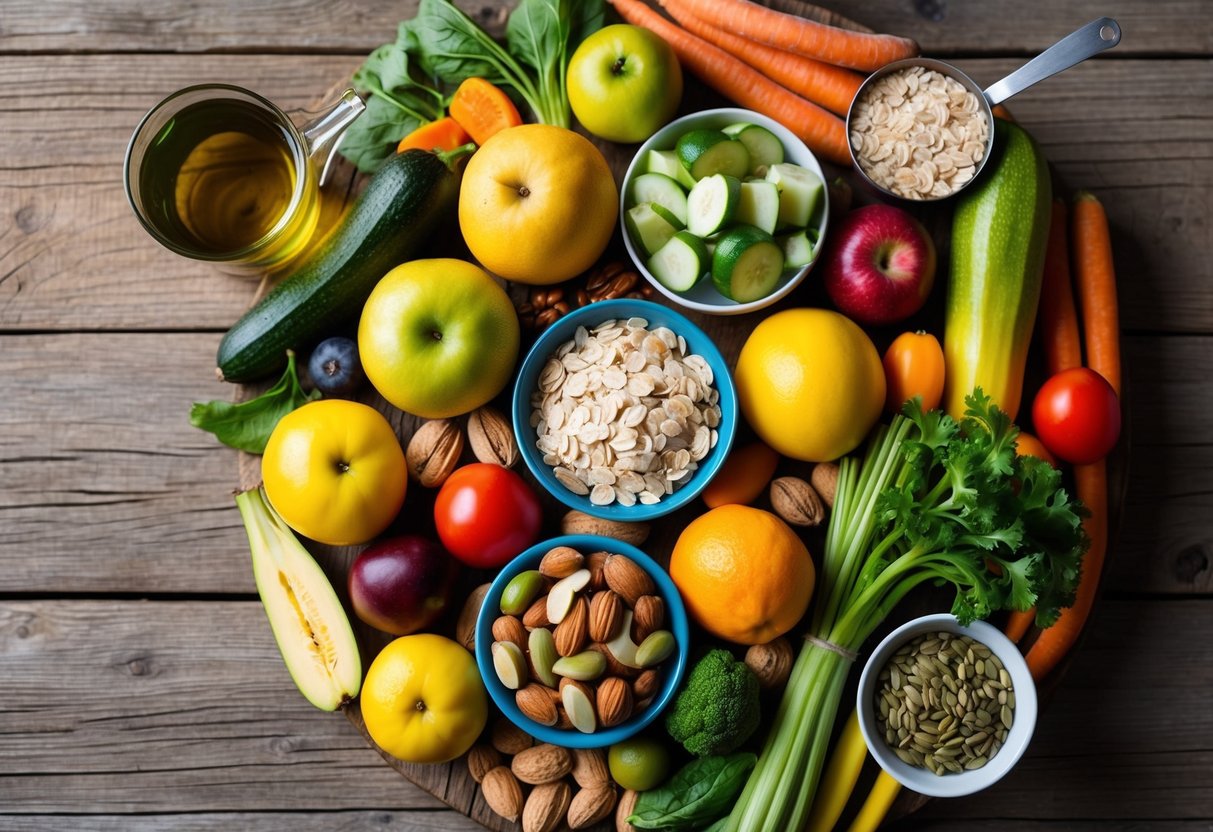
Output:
[2, 332, 1206, 595]
[0, 0, 1206, 56]
[0, 813, 487, 831]
[0, 599, 1208, 818]
[0, 56, 1208, 333]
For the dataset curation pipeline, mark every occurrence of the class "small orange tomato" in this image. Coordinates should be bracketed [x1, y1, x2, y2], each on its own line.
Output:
[1015, 431, 1058, 468]
[882, 331, 945, 414]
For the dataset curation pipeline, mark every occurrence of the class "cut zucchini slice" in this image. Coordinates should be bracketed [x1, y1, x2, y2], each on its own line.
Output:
[686, 173, 741, 237]
[723, 122, 785, 175]
[676, 129, 751, 180]
[736, 180, 781, 234]
[644, 149, 697, 190]
[630, 173, 689, 226]
[779, 228, 819, 269]
[712, 225, 785, 303]
[648, 231, 710, 293]
[625, 203, 680, 257]
[765, 163, 824, 228]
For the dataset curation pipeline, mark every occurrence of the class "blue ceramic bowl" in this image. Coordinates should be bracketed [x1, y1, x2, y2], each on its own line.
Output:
[474, 534, 690, 749]
[511, 298, 738, 521]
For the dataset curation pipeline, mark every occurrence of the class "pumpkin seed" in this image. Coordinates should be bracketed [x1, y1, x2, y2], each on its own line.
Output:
[964, 755, 988, 770]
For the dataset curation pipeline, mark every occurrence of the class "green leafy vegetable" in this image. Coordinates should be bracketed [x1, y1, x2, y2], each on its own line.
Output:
[629, 753, 756, 831]
[724, 391, 1088, 832]
[190, 351, 319, 453]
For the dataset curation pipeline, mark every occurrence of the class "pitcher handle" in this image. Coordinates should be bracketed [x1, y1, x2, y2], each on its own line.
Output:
[300, 89, 366, 186]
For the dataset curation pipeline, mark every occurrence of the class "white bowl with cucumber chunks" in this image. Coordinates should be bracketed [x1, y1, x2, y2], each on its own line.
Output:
[621, 108, 829, 315]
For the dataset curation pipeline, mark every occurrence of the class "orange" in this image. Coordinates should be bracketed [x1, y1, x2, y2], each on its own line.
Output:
[458, 124, 618, 285]
[669, 504, 815, 645]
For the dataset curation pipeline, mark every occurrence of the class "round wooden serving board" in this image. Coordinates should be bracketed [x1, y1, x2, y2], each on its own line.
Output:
[233, 2, 1129, 828]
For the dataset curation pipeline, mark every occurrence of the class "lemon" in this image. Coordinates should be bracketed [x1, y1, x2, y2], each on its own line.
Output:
[735, 308, 885, 461]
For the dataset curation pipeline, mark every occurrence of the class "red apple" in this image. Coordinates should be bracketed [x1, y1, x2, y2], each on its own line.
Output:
[349, 536, 459, 636]
[821, 204, 937, 326]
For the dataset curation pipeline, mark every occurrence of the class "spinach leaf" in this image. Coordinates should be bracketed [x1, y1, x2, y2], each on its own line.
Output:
[628, 753, 757, 831]
[506, 0, 605, 125]
[407, 0, 527, 89]
[567, 0, 607, 51]
[190, 351, 319, 454]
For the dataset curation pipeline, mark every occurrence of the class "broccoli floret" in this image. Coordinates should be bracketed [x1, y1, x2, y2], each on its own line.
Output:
[665, 649, 761, 757]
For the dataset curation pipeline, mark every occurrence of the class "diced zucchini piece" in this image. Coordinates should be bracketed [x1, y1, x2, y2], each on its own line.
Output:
[686, 173, 741, 237]
[736, 180, 781, 234]
[676, 129, 751, 180]
[625, 203, 680, 257]
[779, 229, 819, 268]
[645, 149, 697, 190]
[765, 163, 824, 228]
[712, 225, 785, 303]
[722, 122, 785, 175]
[630, 172, 689, 226]
[648, 231, 710, 293]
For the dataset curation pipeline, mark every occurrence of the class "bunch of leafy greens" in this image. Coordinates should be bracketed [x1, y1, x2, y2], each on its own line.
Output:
[190, 351, 318, 453]
[628, 753, 756, 831]
[340, 0, 604, 172]
[724, 390, 1088, 832]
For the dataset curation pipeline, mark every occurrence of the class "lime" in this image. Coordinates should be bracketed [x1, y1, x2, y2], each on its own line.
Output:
[608, 737, 672, 791]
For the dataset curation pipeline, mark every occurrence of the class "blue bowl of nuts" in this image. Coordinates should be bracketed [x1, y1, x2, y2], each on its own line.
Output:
[474, 535, 690, 749]
[511, 298, 738, 521]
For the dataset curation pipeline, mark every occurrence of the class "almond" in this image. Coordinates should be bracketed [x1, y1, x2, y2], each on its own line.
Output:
[493, 614, 527, 649]
[603, 554, 654, 606]
[568, 783, 618, 829]
[570, 747, 610, 789]
[405, 418, 463, 488]
[481, 765, 524, 822]
[560, 678, 598, 733]
[523, 595, 551, 629]
[596, 676, 634, 728]
[516, 683, 559, 726]
[632, 668, 661, 701]
[467, 405, 519, 468]
[527, 626, 560, 688]
[588, 589, 624, 642]
[811, 461, 839, 508]
[554, 703, 574, 730]
[512, 743, 573, 785]
[586, 550, 610, 591]
[770, 476, 825, 527]
[589, 641, 639, 679]
[456, 582, 491, 651]
[554, 595, 589, 657]
[745, 636, 794, 690]
[523, 781, 572, 832]
[561, 510, 650, 546]
[491, 717, 534, 756]
[466, 743, 500, 784]
[547, 568, 591, 624]
[539, 545, 585, 578]
[632, 594, 664, 643]
[616, 788, 639, 832]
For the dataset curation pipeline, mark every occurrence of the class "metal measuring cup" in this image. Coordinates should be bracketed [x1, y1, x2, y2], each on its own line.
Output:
[846, 17, 1122, 202]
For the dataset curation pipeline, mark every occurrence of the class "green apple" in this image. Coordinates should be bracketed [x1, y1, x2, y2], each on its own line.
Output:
[567, 24, 683, 144]
[357, 258, 520, 419]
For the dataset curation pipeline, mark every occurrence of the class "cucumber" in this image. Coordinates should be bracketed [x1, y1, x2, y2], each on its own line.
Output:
[686, 173, 741, 237]
[648, 231, 710, 293]
[779, 229, 819, 268]
[630, 172, 689, 225]
[625, 203, 680, 257]
[765, 163, 824, 228]
[712, 225, 785, 303]
[723, 122, 785, 174]
[645, 149, 697, 190]
[217, 147, 467, 381]
[676, 129, 751, 180]
[736, 180, 781, 234]
[944, 120, 1051, 419]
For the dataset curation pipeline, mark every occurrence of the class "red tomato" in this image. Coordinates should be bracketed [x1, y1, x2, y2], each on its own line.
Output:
[1014, 431, 1058, 468]
[434, 463, 543, 568]
[1031, 368, 1121, 464]
[882, 331, 945, 414]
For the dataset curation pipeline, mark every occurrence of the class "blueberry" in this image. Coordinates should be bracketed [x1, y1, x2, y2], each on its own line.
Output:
[308, 337, 365, 397]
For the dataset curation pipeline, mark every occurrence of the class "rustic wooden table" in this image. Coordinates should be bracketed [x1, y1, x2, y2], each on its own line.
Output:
[1, 1, 1210, 830]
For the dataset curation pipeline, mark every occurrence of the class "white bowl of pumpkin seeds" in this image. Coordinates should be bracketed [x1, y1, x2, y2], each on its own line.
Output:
[856, 614, 1037, 798]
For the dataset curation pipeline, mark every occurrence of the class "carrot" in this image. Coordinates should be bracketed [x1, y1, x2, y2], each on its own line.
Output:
[396, 117, 472, 154]
[659, 0, 863, 117]
[1024, 459, 1107, 679]
[1039, 198, 1083, 376]
[448, 78, 523, 146]
[1003, 609, 1034, 644]
[609, 0, 850, 164]
[1072, 191, 1121, 396]
[654, 0, 918, 72]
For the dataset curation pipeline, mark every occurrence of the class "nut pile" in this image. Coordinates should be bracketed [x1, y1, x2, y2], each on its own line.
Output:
[874, 631, 1015, 775]
[405, 405, 519, 488]
[515, 261, 655, 330]
[530, 317, 722, 507]
[470, 720, 635, 831]
[491, 547, 674, 734]
[849, 65, 990, 200]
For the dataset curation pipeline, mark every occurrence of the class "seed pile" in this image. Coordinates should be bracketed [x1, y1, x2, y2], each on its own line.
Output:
[874, 631, 1014, 775]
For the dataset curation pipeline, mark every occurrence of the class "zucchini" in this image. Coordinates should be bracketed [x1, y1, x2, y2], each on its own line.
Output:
[944, 120, 1051, 419]
[712, 225, 784, 303]
[217, 147, 468, 382]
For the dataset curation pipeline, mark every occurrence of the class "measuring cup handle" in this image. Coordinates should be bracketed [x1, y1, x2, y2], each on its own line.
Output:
[300, 89, 366, 186]
[983, 18, 1121, 107]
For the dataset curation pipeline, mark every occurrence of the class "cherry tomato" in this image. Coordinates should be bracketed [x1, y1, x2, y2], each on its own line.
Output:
[1014, 431, 1057, 468]
[434, 463, 543, 568]
[882, 331, 945, 414]
[1031, 368, 1121, 464]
